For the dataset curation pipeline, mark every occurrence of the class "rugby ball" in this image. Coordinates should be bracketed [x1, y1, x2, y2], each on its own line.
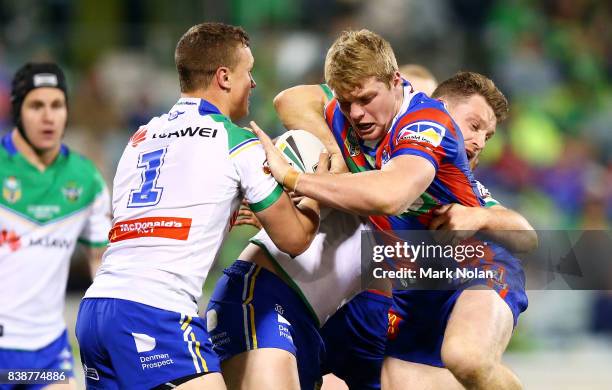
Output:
[275, 130, 327, 173]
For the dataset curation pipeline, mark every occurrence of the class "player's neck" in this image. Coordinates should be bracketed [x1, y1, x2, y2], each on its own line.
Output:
[392, 83, 404, 120]
[11, 129, 60, 171]
[379, 85, 405, 142]
[181, 89, 229, 118]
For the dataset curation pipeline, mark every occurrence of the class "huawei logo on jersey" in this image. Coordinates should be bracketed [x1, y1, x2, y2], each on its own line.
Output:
[130, 127, 147, 148]
[0, 229, 21, 252]
[109, 216, 192, 242]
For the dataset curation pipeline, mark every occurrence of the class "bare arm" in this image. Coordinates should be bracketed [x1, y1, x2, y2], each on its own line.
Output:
[274, 85, 348, 173]
[430, 203, 538, 252]
[251, 119, 435, 216]
[86, 246, 106, 280]
[252, 153, 330, 256]
[481, 205, 538, 252]
[294, 155, 434, 216]
[254, 192, 320, 256]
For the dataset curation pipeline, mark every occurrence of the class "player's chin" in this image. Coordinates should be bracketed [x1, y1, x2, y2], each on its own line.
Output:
[358, 127, 383, 141]
[32, 138, 60, 151]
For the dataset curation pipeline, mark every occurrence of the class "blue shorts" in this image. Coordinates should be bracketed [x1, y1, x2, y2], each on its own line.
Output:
[75, 298, 220, 390]
[386, 254, 528, 367]
[320, 290, 392, 390]
[206, 260, 324, 390]
[0, 330, 74, 390]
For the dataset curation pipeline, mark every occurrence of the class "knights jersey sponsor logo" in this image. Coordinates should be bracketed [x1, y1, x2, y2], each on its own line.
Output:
[109, 216, 192, 242]
[396, 121, 446, 148]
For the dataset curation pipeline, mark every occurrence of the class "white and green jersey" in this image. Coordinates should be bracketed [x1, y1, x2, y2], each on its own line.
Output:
[0, 132, 110, 350]
[251, 211, 368, 326]
[85, 98, 282, 316]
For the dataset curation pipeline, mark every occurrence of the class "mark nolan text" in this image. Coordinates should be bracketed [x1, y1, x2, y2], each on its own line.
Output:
[373, 267, 495, 280]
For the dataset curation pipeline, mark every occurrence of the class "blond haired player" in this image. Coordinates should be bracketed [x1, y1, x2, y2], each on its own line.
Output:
[256, 30, 532, 390]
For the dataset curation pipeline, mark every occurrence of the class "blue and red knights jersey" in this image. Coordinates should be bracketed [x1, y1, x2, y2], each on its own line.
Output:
[324, 80, 484, 231]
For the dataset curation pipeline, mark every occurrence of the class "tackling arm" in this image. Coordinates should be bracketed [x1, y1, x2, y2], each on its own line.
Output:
[430, 203, 538, 252]
[251, 121, 435, 216]
[295, 155, 434, 215]
[274, 85, 348, 173]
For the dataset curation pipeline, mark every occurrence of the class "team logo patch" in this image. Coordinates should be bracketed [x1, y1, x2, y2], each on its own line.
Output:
[345, 128, 361, 156]
[168, 110, 185, 121]
[83, 364, 100, 381]
[396, 121, 446, 148]
[62, 181, 83, 203]
[132, 333, 156, 353]
[2, 176, 21, 203]
[382, 149, 390, 165]
[130, 127, 147, 147]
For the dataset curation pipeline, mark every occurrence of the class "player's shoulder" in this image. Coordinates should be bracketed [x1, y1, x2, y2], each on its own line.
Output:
[401, 93, 454, 128]
[206, 113, 258, 152]
[64, 147, 98, 172]
[0, 131, 17, 161]
[63, 148, 106, 192]
[392, 93, 459, 147]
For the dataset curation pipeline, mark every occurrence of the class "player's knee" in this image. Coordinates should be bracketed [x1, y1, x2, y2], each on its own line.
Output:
[442, 339, 494, 385]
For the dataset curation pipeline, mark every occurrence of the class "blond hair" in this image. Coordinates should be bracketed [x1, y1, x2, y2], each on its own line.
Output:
[324, 30, 398, 96]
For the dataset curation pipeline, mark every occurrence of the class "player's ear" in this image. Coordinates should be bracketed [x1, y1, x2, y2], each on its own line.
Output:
[392, 71, 402, 87]
[216, 67, 231, 91]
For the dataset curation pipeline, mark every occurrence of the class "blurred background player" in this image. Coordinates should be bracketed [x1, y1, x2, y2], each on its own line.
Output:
[0, 62, 110, 390]
[398, 64, 438, 96]
[75, 22, 321, 390]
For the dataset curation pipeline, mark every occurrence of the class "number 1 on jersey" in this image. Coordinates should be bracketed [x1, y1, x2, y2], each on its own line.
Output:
[128, 148, 167, 207]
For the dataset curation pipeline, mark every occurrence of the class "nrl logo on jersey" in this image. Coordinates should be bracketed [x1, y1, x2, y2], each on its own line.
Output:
[345, 128, 361, 156]
[2, 176, 21, 203]
[62, 181, 83, 203]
